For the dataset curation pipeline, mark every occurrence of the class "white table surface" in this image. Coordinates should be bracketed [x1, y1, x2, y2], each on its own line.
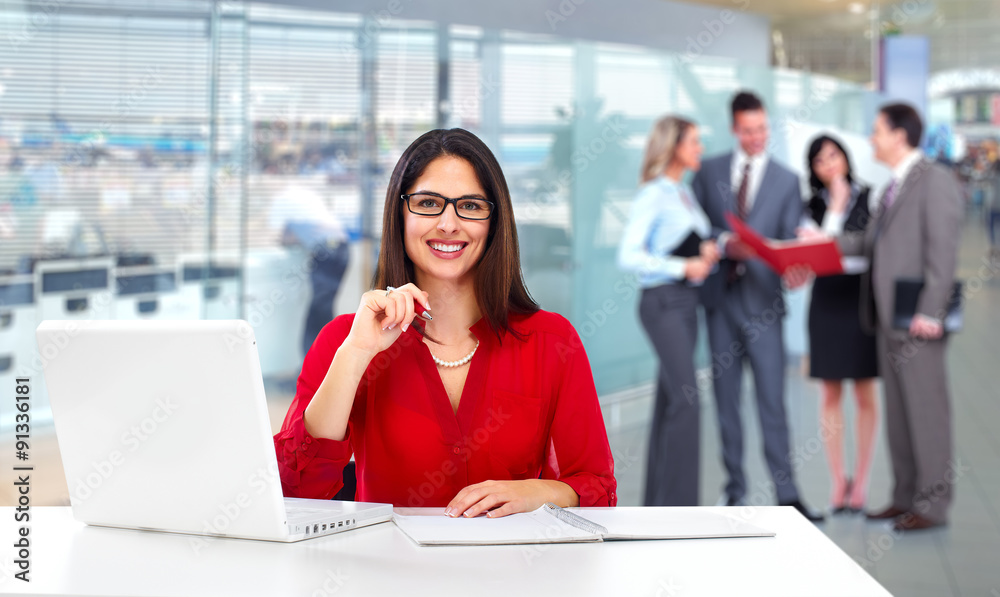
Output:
[0, 506, 891, 597]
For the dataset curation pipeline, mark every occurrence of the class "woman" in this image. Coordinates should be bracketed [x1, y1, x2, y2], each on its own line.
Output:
[617, 116, 718, 506]
[274, 128, 617, 517]
[804, 134, 879, 514]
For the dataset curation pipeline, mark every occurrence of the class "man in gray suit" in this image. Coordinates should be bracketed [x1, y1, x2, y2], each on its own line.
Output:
[826, 103, 963, 531]
[691, 91, 822, 521]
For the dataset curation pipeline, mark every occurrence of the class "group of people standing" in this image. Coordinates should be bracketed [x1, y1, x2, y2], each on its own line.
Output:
[271, 93, 960, 531]
[619, 91, 963, 531]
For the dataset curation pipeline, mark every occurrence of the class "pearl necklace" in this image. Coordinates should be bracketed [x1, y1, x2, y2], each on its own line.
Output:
[430, 340, 480, 368]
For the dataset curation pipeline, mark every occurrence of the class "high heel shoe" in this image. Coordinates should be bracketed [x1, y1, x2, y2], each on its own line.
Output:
[831, 478, 852, 515]
[846, 479, 867, 514]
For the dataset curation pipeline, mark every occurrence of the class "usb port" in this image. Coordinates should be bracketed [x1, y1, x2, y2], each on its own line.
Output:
[305, 526, 310, 535]
[338, 521, 343, 527]
[313, 524, 318, 533]
[322, 524, 327, 531]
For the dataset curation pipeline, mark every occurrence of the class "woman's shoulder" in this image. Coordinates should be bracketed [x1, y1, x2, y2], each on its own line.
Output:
[636, 176, 679, 198]
[633, 177, 684, 211]
[509, 309, 580, 342]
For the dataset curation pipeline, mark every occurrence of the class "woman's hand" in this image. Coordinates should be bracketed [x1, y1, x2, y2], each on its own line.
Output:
[725, 236, 756, 261]
[342, 283, 431, 358]
[445, 480, 579, 519]
[699, 239, 720, 264]
[303, 283, 430, 442]
[796, 225, 827, 241]
[684, 257, 713, 283]
[828, 174, 851, 215]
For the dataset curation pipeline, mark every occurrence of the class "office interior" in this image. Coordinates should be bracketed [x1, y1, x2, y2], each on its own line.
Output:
[1, 0, 999, 595]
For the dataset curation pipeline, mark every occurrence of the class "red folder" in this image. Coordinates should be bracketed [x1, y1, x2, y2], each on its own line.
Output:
[724, 213, 844, 276]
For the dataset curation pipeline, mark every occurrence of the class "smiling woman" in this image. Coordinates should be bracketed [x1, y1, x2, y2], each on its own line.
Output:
[273, 128, 617, 518]
[398, 157, 494, 286]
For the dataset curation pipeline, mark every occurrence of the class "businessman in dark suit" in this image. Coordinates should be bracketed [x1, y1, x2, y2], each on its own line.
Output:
[828, 103, 963, 531]
[691, 91, 822, 521]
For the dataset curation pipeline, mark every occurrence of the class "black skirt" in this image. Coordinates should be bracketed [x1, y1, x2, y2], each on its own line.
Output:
[808, 274, 879, 380]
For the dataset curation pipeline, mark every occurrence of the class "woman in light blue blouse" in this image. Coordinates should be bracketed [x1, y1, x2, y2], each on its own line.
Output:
[618, 116, 719, 506]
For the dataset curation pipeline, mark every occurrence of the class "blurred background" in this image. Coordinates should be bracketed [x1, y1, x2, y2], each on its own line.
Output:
[1, 1, 999, 594]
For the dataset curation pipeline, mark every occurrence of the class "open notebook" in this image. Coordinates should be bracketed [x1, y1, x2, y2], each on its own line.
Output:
[392, 504, 775, 546]
[725, 212, 845, 276]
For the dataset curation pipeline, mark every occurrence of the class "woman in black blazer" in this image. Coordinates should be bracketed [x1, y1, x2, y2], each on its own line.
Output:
[805, 134, 879, 514]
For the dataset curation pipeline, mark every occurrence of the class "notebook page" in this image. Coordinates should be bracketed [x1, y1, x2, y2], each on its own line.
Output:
[392, 507, 601, 546]
[572, 508, 775, 540]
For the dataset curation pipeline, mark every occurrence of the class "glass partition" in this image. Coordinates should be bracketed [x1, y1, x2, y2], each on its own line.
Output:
[0, 1, 880, 429]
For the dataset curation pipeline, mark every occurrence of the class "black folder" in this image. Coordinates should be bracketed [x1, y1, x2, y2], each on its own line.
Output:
[892, 278, 963, 333]
[670, 231, 703, 258]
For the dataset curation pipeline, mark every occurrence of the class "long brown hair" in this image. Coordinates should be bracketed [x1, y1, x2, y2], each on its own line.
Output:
[640, 116, 695, 183]
[372, 128, 538, 341]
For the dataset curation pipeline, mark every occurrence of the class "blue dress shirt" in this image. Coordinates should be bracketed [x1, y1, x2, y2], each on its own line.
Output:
[618, 175, 712, 288]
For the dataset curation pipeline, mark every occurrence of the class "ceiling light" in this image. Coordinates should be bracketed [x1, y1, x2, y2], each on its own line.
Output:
[848, 2, 865, 14]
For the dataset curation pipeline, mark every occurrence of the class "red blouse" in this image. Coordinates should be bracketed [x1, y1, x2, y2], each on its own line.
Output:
[273, 310, 618, 508]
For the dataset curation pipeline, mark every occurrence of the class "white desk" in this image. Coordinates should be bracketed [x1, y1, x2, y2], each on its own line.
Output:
[0, 506, 891, 596]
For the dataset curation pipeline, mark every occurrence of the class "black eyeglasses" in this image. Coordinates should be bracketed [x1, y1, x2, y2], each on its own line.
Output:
[401, 193, 494, 221]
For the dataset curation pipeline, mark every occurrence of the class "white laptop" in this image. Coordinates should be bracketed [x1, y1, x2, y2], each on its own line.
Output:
[36, 319, 392, 542]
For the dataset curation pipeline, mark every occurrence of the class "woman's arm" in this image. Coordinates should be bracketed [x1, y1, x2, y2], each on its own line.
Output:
[275, 283, 431, 498]
[303, 285, 423, 441]
[617, 183, 691, 280]
[273, 316, 361, 499]
[303, 342, 374, 442]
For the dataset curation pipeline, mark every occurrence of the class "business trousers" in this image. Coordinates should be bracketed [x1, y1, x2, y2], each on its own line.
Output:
[877, 329, 953, 523]
[639, 283, 701, 506]
[705, 288, 800, 504]
[988, 209, 1000, 247]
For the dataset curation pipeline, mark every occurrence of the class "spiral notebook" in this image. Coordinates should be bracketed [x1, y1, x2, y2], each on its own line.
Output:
[392, 503, 775, 546]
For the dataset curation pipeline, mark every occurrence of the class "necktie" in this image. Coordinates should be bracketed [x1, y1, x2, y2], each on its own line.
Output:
[736, 162, 751, 220]
[881, 179, 898, 212]
[873, 179, 899, 241]
[727, 163, 752, 286]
